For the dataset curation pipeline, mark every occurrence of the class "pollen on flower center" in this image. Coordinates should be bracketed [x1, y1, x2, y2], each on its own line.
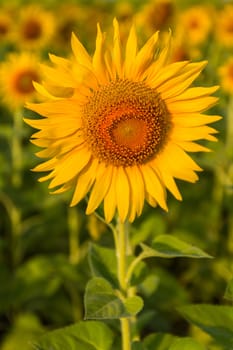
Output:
[82, 79, 171, 167]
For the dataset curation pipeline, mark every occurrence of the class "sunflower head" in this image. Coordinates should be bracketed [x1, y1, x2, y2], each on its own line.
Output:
[176, 5, 213, 46]
[0, 52, 41, 110]
[216, 4, 233, 47]
[0, 10, 13, 43]
[219, 58, 233, 94]
[25, 19, 220, 223]
[14, 5, 56, 50]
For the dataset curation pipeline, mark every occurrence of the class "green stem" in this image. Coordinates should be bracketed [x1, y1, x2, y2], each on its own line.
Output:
[116, 219, 131, 350]
[12, 109, 23, 188]
[126, 252, 147, 285]
[68, 207, 81, 264]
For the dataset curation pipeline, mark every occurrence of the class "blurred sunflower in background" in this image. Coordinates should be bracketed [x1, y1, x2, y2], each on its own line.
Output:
[13, 4, 56, 51]
[0, 52, 41, 110]
[0, 7, 14, 46]
[215, 3, 233, 48]
[25, 19, 220, 223]
[136, 0, 175, 37]
[175, 5, 214, 48]
[219, 57, 233, 95]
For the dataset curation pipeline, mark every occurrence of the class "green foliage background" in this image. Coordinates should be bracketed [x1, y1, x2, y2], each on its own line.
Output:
[0, 0, 232, 349]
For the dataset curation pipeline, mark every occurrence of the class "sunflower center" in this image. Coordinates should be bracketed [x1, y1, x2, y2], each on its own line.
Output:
[82, 79, 171, 167]
[14, 70, 38, 94]
[23, 19, 42, 40]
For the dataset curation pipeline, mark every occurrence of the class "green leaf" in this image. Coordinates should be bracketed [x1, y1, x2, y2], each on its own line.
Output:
[178, 304, 233, 348]
[224, 278, 233, 301]
[168, 337, 206, 350]
[143, 333, 176, 350]
[143, 334, 206, 350]
[132, 341, 146, 350]
[33, 321, 113, 350]
[84, 277, 143, 319]
[1, 313, 44, 350]
[88, 243, 147, 288]
[88, 244, 118, 288]
[125, 296, 144, 316]
[140, 235, 212, 259]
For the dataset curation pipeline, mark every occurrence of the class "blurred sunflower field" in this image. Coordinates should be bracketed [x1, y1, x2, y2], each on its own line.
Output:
[0, 0, 233, 349]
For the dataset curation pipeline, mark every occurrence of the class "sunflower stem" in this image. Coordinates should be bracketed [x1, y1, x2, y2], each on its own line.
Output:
[12, 109, 23, 188]
[116, 218, 132, 350]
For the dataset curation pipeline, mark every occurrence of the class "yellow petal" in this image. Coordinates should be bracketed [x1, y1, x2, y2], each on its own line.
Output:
[71, 32, 92, 69]
[157, 61, 207, 99]
[26, 100, 81, 118]
[33, 82, 60, 100]
[167, 85, 219, 102]
[125, 165, 145, 222]
[155, 165, 182, 200]
[70, 158, 98, 206]
[171, 125, 218, 141]
[175, 141, 211, 152]
[48, 148, 91, 188]
[156, 144, 201, 182]
[141, 164, 168, 211]
[113, 18, 123, 78]
[145, 31, 171, 81]
[40, 64, 76, 88]
[86, 163, 113, 214]
[124, 23, 137, 78]
[49, 54, 70, 68]
[130, 31, 159, 80]
[168, 96, 219, 113]
[93, 23, 108, 84]
[33, 157, 58, 172]
[146, 60, 189, 87]
[50, 179, 74, 194]
[104, 168, 117, 222]
[115, 167, 130, 222]
[172, 114, 222, 127]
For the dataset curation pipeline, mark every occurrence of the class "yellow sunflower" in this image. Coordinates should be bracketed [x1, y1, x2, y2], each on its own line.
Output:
[25, 19, 220, 223]
[14, 5, 55, 50]
[136, 0, 174, 37]
[219, 57, 233, 94]
[176, 5, 213, 46]
[0, 52, 41, 110]
[0, 9, 13, 44]
[215, 4, 233, 47]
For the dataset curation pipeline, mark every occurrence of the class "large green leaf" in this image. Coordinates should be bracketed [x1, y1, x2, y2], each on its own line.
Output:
[144, 333, 206, 350]
[178, 304, 233, 348]
[140, 235, 212, 259]
[1, 313, 44, 350]
[168, 337, 206, 350]
[84, 277, 143, 319]
[143, 333, 176, 350]
[33, 321, 113, 350]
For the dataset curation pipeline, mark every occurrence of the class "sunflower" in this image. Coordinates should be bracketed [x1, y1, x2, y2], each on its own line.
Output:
[14, 5, 55, 50]
[219, 57, 233, 94]
[0, 9, 13, 44]
[215, 4, 233, 47]
[0, 52, 41, 110]
[25, 19, 220, 223]
[136, 0, 174, 37]
[176, 5, 213, 47]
